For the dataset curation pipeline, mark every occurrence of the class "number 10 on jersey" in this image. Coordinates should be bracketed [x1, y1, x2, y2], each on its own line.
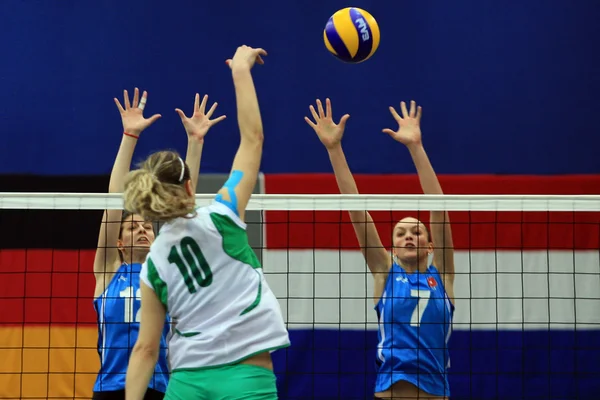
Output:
[168, 236, 213, 293]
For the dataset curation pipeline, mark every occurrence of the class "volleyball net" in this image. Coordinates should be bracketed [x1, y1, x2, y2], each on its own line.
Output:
[1, 192, 599, 399]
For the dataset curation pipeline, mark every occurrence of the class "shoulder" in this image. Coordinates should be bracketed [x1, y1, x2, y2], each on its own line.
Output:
[202, 201, 247, 230]
[141, 254, 167, 291]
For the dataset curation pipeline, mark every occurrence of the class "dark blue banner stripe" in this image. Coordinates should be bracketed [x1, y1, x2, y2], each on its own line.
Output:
[273, 329, 600, 399]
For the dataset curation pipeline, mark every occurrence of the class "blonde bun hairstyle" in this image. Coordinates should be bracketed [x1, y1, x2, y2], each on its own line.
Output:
[123, 150, 195, 222]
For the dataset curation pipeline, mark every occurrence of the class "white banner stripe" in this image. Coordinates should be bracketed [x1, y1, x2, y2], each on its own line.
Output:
[262, 250, 600, 331]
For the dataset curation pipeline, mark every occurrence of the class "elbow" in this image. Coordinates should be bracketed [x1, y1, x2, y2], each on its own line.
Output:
[241, 129, 264, 145]
[132, 341, 160, 363]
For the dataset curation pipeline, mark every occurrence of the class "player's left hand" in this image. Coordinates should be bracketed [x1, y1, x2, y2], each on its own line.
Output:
[175, 94, 226, 141]
[382, 100, 422, 147]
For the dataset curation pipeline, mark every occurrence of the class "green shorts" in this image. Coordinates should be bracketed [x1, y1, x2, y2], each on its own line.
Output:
[164, 364, 278, 400]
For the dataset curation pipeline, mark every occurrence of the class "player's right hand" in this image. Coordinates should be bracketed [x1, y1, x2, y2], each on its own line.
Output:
[226, 45, 267, 71]
[305, 98, 350, 150]
[114, 88, 162, 137]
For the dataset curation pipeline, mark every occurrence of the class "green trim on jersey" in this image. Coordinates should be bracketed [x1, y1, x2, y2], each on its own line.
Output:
[210, 212, 261, 269]
[240, 270, 262, 316]
[171, 343, 291, 372]
[175, 328, 201, 337]
[147, 257, 169, 307]
[210, 212, 263, 315]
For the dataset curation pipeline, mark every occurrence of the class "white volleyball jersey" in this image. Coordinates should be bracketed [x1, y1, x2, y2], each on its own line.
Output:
[140, 201, 290, 371]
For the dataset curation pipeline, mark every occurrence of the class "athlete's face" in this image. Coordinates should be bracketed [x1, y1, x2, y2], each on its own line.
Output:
[392, 217, 432, 264]
[118, 214, 155, 258]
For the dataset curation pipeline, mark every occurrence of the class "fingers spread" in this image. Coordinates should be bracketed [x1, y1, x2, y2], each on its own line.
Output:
[212, 115, 227, 124]
[147, 114, 162, 125]
[114, 98, 125, 113]
[309, 105, 319, 121]
[123, 90, 131, 109]
[304, 116, 317, 129]
[199, 94, 208, 114]
[326, 98, 332, 119]
[206, 102, 217, 118]
[194, 93, 200, 112]
[400, 101, 409, 118]
[339, 114, 350, 128]
[316, 99, 325, 118]
[132, 88, 140, 108]
[389, 106, 402, 122]
[175, 108, 187, 120]
[138, 91, 148, 112]
[409, 100, 416, 118]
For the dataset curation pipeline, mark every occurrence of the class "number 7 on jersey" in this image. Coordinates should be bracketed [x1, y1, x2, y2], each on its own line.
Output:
[410, 289, 431, 327]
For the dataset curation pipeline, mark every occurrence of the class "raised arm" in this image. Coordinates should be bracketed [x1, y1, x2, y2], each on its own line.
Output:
[175, 93, 226, 193]
[93, 89, 161, 295]
[383, 101, 455, 299]
[216, 45, 267, 222]
[305, 99, 391, 293]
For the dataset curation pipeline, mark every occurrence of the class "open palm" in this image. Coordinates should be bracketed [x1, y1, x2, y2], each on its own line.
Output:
[383, 100, 423, 147]
[114, 88, 161, 136]
[175, 94, 226, 141]
[305, 98, 350, 150]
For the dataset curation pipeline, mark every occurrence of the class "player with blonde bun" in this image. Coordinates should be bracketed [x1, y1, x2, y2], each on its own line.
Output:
[124, 45, 290, 400]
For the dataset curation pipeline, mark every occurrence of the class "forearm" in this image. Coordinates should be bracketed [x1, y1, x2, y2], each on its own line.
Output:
[407, 144, 443, 195]
[232, 67, 263, 141]
[125, 347, 158, 400]
[108, 134, 138, 193]
[327, 145, 359, 195]
[408, 144, 451, 233]
[185, 139, 203, 193]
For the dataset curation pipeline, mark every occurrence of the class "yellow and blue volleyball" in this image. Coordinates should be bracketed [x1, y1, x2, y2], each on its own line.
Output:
[323, 7, 380, 63]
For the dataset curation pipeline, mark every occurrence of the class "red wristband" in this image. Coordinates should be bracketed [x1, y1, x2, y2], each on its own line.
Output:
[123, 132, 139, 139]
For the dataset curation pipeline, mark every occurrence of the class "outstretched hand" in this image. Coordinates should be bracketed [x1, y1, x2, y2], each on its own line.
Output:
[114, 88, 161, 136]
[305, 98, 350, 150]
[382, 100, 423, 147]
[175, 94, 226, 141]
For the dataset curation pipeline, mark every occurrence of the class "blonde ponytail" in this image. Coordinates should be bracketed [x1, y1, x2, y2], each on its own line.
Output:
[123, 151, 195, 222]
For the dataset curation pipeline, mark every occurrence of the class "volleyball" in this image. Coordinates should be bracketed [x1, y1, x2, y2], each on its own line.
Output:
[323, 7, 380, 63]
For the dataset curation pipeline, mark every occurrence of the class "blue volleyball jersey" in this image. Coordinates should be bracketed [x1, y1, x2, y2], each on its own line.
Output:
[93, 263, 170, 393]
[374, 263, 454, 397]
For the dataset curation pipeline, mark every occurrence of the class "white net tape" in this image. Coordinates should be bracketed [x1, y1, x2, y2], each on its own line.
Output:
[1, 192, 600, 211]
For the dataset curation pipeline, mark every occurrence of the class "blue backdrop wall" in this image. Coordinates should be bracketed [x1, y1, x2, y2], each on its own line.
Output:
[0, 0, 598, 176]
